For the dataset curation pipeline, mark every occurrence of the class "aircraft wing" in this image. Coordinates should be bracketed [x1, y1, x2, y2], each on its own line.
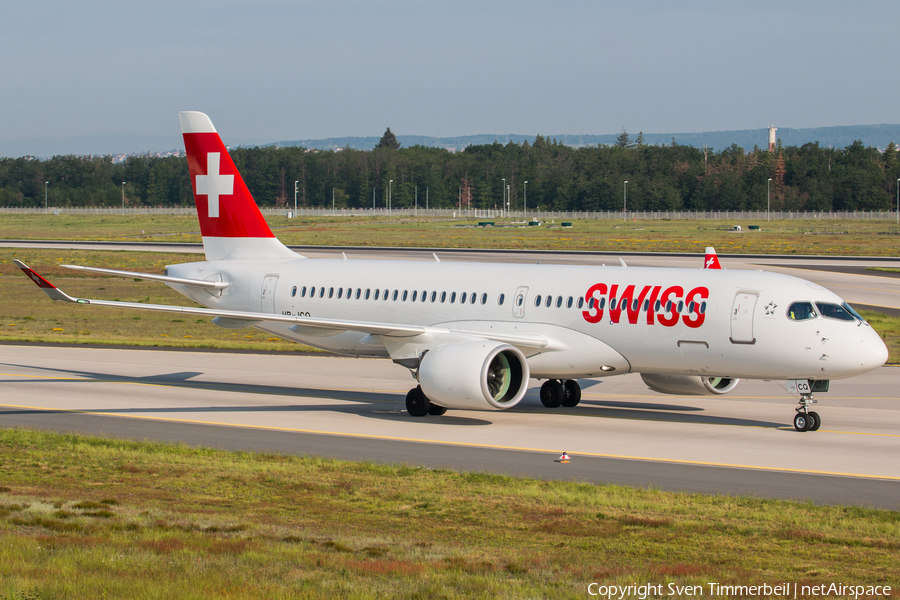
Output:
[14, 260, 548, 349]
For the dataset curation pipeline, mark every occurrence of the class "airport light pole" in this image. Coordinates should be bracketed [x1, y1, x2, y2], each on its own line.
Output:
[767, 178, 772, 222]
[623, 181, 628, 221]
[501, 178, 505, 217]
[44, 181, 48, 210]
[294, 180, 298, 216]
[389, 180, 393, 214]
[507, 185, 510, 215]
[121, 182, 126, 216]
[524, 181, 528, 219]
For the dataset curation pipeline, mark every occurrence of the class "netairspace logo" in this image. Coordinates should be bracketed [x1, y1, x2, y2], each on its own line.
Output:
[586, 582, 893, 599]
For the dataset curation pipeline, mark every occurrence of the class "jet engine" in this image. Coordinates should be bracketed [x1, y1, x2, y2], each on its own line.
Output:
[417, 341, 529, 411]
[640, 373, 740, 396]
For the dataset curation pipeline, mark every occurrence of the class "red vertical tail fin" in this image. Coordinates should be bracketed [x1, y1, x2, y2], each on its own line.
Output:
[179, 112, 298, 260]
[703, 246, 722, 269]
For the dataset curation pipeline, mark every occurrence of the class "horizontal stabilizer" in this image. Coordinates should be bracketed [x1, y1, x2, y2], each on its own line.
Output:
[61, 264, 230, 289]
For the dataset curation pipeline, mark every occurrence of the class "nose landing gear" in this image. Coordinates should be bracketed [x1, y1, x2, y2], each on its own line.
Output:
[793, 393, 821, 432]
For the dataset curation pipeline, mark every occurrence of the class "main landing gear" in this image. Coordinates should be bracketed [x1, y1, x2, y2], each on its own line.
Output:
[793, 392, 821, 432]
[539, 379, 581, 408]
[405, 385, 447, 417]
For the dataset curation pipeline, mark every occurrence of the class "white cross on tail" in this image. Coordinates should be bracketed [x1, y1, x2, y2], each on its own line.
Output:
[195, 152, 233, 218]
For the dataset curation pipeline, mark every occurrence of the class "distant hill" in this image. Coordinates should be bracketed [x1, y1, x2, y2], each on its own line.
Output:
[275, 124, 900, 153]
[3, 124, 898, 159]
[0, 133, 269, 160]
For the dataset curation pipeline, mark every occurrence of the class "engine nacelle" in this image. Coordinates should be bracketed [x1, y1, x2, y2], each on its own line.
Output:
[418, 341, 529, 411]
[640, 373, 740, 396]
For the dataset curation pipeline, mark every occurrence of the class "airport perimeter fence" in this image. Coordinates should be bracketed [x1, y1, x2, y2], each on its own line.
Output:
[0, 206, 898, 221]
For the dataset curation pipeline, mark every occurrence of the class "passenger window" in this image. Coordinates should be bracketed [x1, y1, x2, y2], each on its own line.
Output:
[545, 296, 552, 308]
[576, 297, 584, 309]
[631, 299, 639, 311]
[534, 295, 542, 307]
[411, 290, 417, 302]
[301, 286, 307, 298]
[374, 289, 380, 300]
[422, 291, 428, 303]
[328, 287, 334, 299]
[450, 292, 456, 303]
[815, 302, 855, 321]
[566, 296, 573, 308]
[676, 301, 683, 313]
[498, 293, 505, 305]
[355, 288, 361, 300]
[599, 298, 606, 309]
[700, 302, 707, 314]
[588, 297, 595, 309]
[440, 292, 447, 303]
[365, 289, 371, 300]
[655, 300, 661, 312]
[431, 291, 437, 303]
[319, 287, 325, 298]
[460, 292, 467, 304]
[643, 299, 649, 311]
[337, 288, 343, 299]
[291, 286, 297, 297]
[481, 293, 487, 305]
[787, 302, 817, 321]
[383, 289, 389, 301]
[610, 298, 617, 310]
[400, 290, 406, 301]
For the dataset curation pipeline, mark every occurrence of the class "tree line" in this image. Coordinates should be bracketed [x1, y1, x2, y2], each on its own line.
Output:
[1, 133, 898, 213]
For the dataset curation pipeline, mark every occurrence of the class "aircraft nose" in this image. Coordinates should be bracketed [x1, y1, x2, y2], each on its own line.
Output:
[859, 329, 889, 372]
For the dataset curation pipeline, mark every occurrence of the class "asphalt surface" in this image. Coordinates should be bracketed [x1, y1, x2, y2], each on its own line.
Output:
[1, 345, 897, 509]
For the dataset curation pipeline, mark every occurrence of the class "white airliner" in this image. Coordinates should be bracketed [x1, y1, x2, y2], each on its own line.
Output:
[16, 112, 889, 432]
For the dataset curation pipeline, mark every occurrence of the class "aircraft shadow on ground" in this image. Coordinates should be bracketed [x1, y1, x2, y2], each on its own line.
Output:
[0, 363, 782, 429]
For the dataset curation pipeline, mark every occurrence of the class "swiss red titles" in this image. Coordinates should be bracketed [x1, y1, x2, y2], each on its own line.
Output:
[582, 284, 709, 328]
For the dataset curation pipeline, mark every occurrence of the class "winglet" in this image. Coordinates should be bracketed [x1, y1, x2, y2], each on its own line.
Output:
[703, 247, 722, 269]
[13, 260, 80, 303]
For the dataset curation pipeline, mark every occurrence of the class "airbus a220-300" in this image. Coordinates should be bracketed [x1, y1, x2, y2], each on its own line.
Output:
[16, 112, 889, 431]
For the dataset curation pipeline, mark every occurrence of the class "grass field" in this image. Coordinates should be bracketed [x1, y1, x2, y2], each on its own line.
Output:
[1, 428, 898, 599]
[2, 213, 900, 255]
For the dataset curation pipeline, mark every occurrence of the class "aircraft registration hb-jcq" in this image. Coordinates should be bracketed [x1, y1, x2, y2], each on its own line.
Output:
[16, 112, 889, 431]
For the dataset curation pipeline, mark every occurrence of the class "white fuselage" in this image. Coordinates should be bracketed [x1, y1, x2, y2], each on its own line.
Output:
[166, 256, 887, 382]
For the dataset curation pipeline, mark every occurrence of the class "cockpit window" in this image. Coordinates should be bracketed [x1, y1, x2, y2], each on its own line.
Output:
[787, 301, 817, 321]
[842, 302, 866, 323]
[816, 302, 856, 321]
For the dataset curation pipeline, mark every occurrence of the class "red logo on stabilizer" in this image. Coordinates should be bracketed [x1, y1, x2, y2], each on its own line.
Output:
[183, 132, 275, 239]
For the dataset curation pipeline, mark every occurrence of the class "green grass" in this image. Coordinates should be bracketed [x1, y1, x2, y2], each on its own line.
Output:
[2, 213, 900, 256]
[0, 428, 897, 599]
[0, 249, 319, 353]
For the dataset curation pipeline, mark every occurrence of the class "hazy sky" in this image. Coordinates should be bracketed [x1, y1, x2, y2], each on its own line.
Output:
[3, 1, 897, 142]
